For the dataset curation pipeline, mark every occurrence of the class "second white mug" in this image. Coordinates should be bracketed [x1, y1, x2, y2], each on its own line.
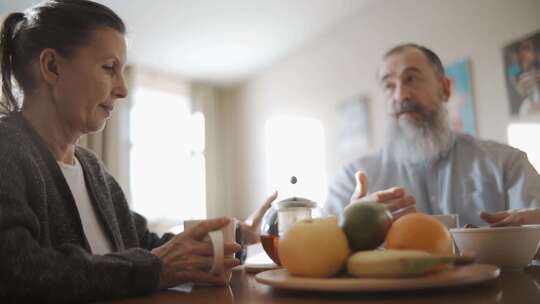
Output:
[183, 218, 237, 275]
[432, 214, 459, 229]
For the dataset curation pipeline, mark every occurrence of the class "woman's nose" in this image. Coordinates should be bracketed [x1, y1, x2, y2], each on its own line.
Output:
[114, 73, 128, 99]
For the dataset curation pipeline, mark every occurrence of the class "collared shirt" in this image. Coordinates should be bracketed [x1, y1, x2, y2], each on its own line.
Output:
[325, 133, 540, 226]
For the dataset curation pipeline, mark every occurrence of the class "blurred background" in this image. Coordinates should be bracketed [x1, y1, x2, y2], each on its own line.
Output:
[1, 0, 540, 234]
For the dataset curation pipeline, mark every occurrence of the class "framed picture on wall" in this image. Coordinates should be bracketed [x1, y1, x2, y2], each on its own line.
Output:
[445, 58, 477, 136]
[502, 29, 540, 117]
[336, 95, 370, 161]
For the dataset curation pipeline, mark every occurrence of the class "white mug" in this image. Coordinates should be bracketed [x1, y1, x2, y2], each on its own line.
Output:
[432, 214, 459, 229]
[184, 219, 237, 275]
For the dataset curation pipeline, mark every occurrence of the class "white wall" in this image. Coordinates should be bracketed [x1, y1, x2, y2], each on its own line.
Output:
[220, 0, 540, 219]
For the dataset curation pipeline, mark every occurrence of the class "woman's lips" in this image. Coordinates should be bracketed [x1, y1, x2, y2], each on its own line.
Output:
[99, 104, 114, 115]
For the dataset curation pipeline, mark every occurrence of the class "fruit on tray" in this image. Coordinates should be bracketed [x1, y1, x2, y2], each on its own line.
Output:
[347, 249, 473, 278]
[278, 217, 350, 277]
[341, 201, 393, 251]
[385, 213, 453, 256]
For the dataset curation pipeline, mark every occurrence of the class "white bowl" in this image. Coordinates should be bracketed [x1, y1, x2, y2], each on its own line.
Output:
[450, 225, 540, 269]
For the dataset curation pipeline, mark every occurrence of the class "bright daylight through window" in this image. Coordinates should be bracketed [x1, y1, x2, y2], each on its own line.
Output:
[265, 116, 327, 203]
[507, 122, 540, 172]
[130, 87, 206, 230]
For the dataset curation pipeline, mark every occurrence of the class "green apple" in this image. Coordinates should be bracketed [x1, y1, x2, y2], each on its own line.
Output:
[341, 201, 392, 251]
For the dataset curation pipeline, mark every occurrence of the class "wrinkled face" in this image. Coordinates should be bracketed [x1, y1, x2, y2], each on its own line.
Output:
[378, 47, 453, 163]
[379, 47, 450, 130]
[53, 26, 128, 134]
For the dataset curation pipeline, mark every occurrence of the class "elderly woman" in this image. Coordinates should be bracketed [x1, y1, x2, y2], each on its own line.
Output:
[0, 0, 275, 302]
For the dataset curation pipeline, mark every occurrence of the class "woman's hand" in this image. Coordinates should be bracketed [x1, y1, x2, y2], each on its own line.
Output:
[239, 191, 278, 245]
[151, 217, 241, 289]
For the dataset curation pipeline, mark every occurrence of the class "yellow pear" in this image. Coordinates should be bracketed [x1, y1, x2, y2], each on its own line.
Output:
[278, 217, 350, 277]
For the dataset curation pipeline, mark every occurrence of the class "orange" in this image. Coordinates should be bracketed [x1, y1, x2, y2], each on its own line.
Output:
[385, 213, 453, 256]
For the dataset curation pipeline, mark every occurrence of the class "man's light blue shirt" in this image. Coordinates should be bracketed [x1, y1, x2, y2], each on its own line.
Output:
[325, 133, 540, 226]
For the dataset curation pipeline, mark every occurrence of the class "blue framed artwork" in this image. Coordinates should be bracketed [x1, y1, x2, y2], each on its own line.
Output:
[336, 95, 370, 161]
[502, 30, 540, 117]
[445, 59, 477, 136]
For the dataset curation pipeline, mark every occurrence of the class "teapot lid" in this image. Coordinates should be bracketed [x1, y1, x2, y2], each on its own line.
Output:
[276, 196, 316, 209]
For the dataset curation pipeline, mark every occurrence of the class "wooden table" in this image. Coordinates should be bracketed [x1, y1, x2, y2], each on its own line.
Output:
[107, 265, 540, 304]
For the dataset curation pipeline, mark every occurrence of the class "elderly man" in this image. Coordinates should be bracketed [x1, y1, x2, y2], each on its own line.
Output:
[325, 43, 540, 227]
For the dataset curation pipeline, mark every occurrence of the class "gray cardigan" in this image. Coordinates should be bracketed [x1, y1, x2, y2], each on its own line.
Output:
[0, 113, 173, 303]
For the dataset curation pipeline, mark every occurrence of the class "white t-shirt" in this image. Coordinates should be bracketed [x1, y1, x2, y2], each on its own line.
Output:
[58, 157, 113, 255]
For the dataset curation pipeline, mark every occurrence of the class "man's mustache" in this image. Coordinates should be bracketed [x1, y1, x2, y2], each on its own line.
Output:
[393, 99, 424, 116]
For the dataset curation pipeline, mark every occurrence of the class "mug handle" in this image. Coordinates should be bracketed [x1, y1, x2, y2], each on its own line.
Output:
[208, 230, 224, 274]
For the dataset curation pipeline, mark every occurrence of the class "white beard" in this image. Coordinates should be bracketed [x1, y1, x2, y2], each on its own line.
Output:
[385, 102, 452, 164]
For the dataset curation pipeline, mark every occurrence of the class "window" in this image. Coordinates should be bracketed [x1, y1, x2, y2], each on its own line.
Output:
[265, 116, 327, 203]
[130, 87, 206, 228]
[507, 123, 540, 172]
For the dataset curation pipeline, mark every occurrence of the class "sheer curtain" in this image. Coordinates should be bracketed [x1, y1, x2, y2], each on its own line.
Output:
[78, 67, 227, 233]
[191, 84, 230, 219]
[128, 68, 208, 234]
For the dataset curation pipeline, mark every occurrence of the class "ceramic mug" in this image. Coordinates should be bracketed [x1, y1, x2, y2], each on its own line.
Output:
[432, 214, 459, 229]
[184, 219, 237, 275]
